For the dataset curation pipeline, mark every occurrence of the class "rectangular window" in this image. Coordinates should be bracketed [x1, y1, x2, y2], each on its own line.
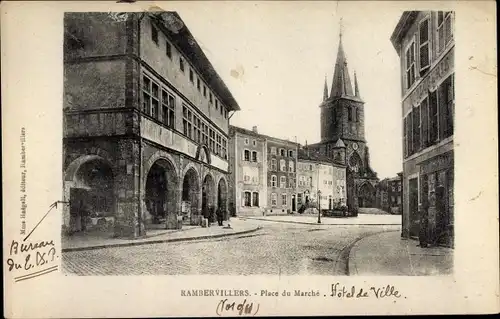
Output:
[161, 89, 175, 128]
[271, 147, 277, 155]
[252, 151, 257, 162]
[439, 75, 454, 139]
[142, 76, 151, 114]
[151, 24, 158, 45]
[271, 193, 277, 206]
[203, 85, 207, 97]
[280, 160, 286, 172]
[429, 89, 439, 143]
[405, 40, 416, 89]
[421, 96, 429, 148]
[437, 12, 454, 54]
[280, 149, 285, 157]
[288, 150, 294, 157]
[215, 100, 219, 110]
[407, 110, 413, 155]
[252, 192, 259, 207]
[243, 150, 250, 161]
[281, 194, 287, 206]
[197, 78, 201, 91]
[244, 192, 251, 207]
[179, 57, 185, 72]
[189, 69, 194, 83]
[297, 193, 303, 204]
[413, 105, 421, 151]
[271, 159, 277, 171]
[166, 41, 172, 58]
[419, 17, 430, 72]
[271, 176, 277, 188]
[182, 105, 192, 139]
[280, 176, 286, 188]
[289, 178, 295, 188]
[288, 161, 294, 172]
[209, 93, 213, 104]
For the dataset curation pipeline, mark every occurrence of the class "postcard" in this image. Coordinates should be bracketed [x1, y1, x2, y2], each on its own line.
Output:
[2, 1, 498, 317]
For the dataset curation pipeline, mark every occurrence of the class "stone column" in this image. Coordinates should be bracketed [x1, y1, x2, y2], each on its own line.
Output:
[114, 139, 142, 238]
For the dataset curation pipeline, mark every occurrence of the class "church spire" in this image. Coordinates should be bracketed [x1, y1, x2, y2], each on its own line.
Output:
[323, 75, 329, 101]
[330, 19, 354, 98]
[354, 70, 360, 98]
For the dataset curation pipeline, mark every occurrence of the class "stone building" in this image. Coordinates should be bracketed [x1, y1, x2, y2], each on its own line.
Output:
[296, 148, 347, 211]
[227, 125, 299, 216]
[391, 11, 455, 247]
[266, 137, 299, 215]
[228, 125, 267, 217]
[63, 12, 240, 238]
[375, 173, 403, 214]
[308, 31, 378, 212]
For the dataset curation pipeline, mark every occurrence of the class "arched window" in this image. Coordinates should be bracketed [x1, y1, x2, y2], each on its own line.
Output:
[349, 152, 363, 173]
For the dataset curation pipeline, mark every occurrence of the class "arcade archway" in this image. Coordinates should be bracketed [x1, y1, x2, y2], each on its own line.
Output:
[144, 158, 178, 229]
[217, 178, 228, 219]
[358, 182, 376, 208]
[65, 156, 115, 236]
[202, 174, 215, 222]
[182, 168, 200, 223]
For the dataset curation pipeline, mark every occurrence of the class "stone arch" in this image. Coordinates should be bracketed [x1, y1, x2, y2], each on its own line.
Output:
[143, 156, 179, 229]
[181, 165, 201, 223]
[201, 172, 216, 222]
[358, 182, 376, 208]
[144, 151, 180, 184]
[217, 176, 228, 220]
[63, 154, 116, 235]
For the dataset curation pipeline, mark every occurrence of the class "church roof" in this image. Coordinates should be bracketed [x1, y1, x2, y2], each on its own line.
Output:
[330, 36, 354, 98]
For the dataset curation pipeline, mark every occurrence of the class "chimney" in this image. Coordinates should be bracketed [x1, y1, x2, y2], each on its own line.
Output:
[252, 126, 258, 133]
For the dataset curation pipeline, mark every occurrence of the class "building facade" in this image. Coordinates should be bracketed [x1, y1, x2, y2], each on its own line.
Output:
[375, 173, 403, 214]
[308, 32, 378, 212]
[228, 126, 267, 217]
[297, 148, 347, 211]
[63, 12, 240, 238]
[391, 11, 455, 247]
[266, 138, 299, 215]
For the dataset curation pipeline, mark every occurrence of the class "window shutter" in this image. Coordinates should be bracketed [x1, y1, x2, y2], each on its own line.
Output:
[421, 97, 429, 147]
[419, 18, 430, 71]
[429, 90, 438, 143]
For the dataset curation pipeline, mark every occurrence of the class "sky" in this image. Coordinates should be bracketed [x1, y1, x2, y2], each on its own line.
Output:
[175, 2, 405, 178]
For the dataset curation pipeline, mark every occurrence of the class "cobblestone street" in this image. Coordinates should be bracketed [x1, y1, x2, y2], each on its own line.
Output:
[62, 220, 399, 276]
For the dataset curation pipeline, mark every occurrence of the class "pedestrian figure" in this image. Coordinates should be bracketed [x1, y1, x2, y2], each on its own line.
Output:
[419, 201, 430, 248]
[216, 206, 224, 226]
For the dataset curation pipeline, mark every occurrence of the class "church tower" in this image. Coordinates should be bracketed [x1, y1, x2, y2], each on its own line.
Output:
[313, 23, 378, 210]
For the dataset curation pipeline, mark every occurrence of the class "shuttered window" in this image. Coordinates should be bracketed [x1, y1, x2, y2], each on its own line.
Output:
[419, 17, 430, 72]
[429, 90, 439, 143]
[413, 105, 421, 152]
[421, 96, 429, 148]
[405, 40, 416, 89]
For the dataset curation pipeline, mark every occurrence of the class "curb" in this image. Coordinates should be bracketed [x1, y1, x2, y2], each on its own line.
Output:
[347, 230, 400, 276]
[242, 217, 400, 227]
[62, 226, 262, 253]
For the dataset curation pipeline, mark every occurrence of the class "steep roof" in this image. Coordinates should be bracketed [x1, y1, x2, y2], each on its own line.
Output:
[297, 148, 345, 168]
[150, 12, 241, 111]
[330, 36, 354, 98]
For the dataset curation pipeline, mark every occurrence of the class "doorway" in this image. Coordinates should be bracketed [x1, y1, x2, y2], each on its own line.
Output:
[291, 195, 296, 212]
[409, 178, 419, 238]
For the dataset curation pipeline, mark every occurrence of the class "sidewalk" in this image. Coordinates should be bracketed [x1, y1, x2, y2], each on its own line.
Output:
[62, 218, 261, 252]
[242, 213, 401, 226]
[348, 231, 453, 276]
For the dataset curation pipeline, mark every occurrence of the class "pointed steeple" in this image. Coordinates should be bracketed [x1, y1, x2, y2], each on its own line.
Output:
[330, 20, 354, 98]
[354, 70, 361, 98]
[323, 75, 329, 101]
